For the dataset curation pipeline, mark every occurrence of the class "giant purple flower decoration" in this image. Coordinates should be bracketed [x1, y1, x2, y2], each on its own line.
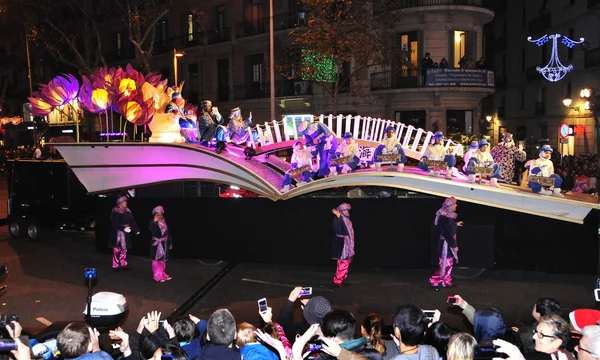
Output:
[40, 74, 79, 107]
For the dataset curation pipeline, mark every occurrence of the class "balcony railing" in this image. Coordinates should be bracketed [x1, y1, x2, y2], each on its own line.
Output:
[234, 12, 309, 38]
[233, 81, 314, 100]
[371, 68, 495, 90]
[535, 102, 545, 116]
[585, 47, 600, 68]
[207, 27, 232, 45]
[382, 0, 491, 12]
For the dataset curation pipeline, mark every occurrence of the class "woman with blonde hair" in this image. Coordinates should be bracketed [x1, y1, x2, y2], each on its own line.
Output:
[447, 333, 476, 360]
[361, 313, 387, 356]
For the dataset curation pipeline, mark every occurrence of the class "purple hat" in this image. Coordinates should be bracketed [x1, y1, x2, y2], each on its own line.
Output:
[152, 206, 164, 215]
[116, 196, 128, 205]
[303, 296, 332, 325]
[385, 126, 395, 133]
[337, 203, 351, 211]
[442, 197, 457, 208]
[343, 132, 353, 139]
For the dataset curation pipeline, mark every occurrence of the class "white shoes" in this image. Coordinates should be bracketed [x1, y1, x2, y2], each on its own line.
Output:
[489, 178, 500, 187]
[445, 169, 453, 180]
[281, 184, 291, 192]
[468, 174, 476, 183]
[396, 163, 404, 173]
[539, 188, 552, 196]
[552, 188, 564, 197]
[428, 170, 437, 177]
[329, 166, 338, 176]
[375, 162, 382, 172]
[341, 164, 352, 174]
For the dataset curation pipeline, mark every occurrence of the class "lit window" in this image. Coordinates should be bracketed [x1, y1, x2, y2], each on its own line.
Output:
[187, 14, 194, 41]
[454, 30, 466, 68]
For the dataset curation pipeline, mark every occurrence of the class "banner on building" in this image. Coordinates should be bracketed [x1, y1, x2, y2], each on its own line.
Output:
[425, 69, 494, 87]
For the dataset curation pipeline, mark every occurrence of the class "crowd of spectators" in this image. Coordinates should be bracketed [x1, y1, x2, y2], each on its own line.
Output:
[4, 289, 600, 360]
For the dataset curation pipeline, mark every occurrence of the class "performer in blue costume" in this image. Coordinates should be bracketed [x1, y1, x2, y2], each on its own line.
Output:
[198, 100, 228, 153]
[227, 107, 258, 146]
[281, 140, 314, 192]
[525, 145, 563, 197]
[165, 93, 198, 143]
[464, 139, 501, 186]
[298, 121, 338, 178]
[418, 131, 457, 180]
[330, 132, 360, 176]
[370, 126, 407, 172]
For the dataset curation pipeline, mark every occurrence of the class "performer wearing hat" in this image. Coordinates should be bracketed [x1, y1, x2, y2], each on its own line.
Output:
[429, 197, 463, 290]
[198, 100, 228, 153]
[148, 206, 172, 282]
[109, 196, 140, 271]
[227, 107, 258, 147]
[464, 139, 501, 186]
[525, 145, 563, 197]
[491, 132, 527, 184]
[330, 132, 360, 176]
[418, 131, 457, 180]
[371, 126, 406, 172]
[298, 121, 338, 178]
[166, 92, 198, 143]
[332, 203, 354, 288]
[462, 141, 479, 174]
[281, 141, 314, 192]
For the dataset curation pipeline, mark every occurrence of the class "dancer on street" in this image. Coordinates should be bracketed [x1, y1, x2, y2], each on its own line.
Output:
[109, 196, 140, 271]
[332, 203, 355, 288]
[429, 197, 462, 290]
[148, 206, 172, 282]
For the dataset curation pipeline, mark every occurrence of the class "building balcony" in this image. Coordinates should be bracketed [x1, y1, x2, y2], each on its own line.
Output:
[370, 68, 495, 91]
[535, 102, 545, 116]
[207, 28, 232, 45]
[233, 81, 314, 101]
[497, 106, 505, 119]
[494, 75, 505, 88]
[494, 35, 507, 50]
[234, 12, 309, 38]
[585, 47, 600, 68]
[528, 14, 552, 36]
[526, 66, 542, 81]
[384, 0, 492, 11]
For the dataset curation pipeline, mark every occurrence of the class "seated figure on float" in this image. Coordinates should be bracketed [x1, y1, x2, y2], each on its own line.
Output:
[330, 132, 360, 176]
[298, 121, 338, 178]
[491, 132, 527, 184]
[462, 141, 478, 173]
[165, 92, 198, 143]
[525, 145, 563, 197]
[227, 107, 258, 147]
[281, 140, 314, 193]
[370, 126, 407, 172]
[464, 139, 501, 186]
[198, 100, 228, 153]
[418, 131, 457, 180]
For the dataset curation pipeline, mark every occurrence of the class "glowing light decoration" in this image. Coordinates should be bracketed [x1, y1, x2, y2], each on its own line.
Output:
[527, 34, 584, 82]
[302, 50, 336, 83]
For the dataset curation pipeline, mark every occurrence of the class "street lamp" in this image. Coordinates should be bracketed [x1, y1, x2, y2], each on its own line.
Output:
[486, 115, 492, 122]
[563, 96, 579, 111]
[173, 49, 185, 87]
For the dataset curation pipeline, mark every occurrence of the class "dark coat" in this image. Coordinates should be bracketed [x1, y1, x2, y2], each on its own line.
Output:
[332, 216, 349, 259]
[148, 220, 172, 261]
[108, 208, 139, 249]
[436, 216, 457, 257]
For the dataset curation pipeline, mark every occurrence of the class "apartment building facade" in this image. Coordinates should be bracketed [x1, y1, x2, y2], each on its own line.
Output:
[490, 0, 600, 155]
[104, 0, 495, 137]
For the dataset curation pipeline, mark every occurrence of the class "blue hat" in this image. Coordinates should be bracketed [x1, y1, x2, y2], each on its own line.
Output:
[478, 139, 490, 148]
[171, 92, 182, 99]
[540, 145, 553, 153]
[385, 126, 395, 133]
[433, 131, 444, 139]
[343, 132, 353, 139]
[201, 100, 212, 106]
[469, 141, 478, 149]
[293, 140, 303, 148]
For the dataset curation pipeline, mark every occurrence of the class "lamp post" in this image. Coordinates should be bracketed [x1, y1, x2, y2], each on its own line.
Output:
[173, 49, 185, 88]
[269, 0, 275, 122]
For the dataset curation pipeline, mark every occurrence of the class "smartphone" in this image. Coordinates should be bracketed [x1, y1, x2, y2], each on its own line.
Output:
[299, 287, 313, 297]
[258, 298, 268, 313]
[447, 296, 457, 304]
[475, 345, 504, 359]
[84, 268, 97, 279]
[307, 339, 323, 352]
[595, 289, 600, 302]
[423, 310, 436, 318]
[159, 320, 165, 328]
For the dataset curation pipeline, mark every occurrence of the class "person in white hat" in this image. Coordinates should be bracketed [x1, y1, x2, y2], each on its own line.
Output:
[370, 126, 406, 172]
[281, 140, 314, 192]
[418, 131, 457, 180]
[330, 132, 360, 176]
[148, 206, 172, 282]
[525, 145, 563, 197]
[227, 107, 257, 147]
[491, 132, 526, 183]
[464, 139, 501, 187]
[109, 196, 140, 271]
[462, 141, 479, 174]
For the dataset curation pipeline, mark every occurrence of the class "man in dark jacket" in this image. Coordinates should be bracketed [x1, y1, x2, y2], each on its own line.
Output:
[276, 287, 332, 340]
[197, 309, 241, 360]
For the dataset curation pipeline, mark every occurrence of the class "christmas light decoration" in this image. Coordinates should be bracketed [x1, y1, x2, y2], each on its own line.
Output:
[527, 33, 584, 82]
[301, 50, 336, 83]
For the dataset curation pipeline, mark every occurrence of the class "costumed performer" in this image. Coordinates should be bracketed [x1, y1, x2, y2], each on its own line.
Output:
[227, 107, 258, 147]
[281, 140, 314, 192]
[298, 121, 338, 178]
[148, 206, 172, 283]
[109, 196, 140, 271]
[332, 203, 355, 288]
[464, 139, 501, 186]
[198, 100, 228, 153]
[418, 131, 457, 180]
[330, 132, 360, 176]
[371, 126, 407, 172]
[491, 132, 527, 184]
[429, 197, 463, 290]
[462, 141, 478, 173]
[525, 145, 563, 197]
[165, 92, 198, 143]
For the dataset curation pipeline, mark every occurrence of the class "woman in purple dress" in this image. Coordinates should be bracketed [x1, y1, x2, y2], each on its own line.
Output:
[429, 197, 463, 290]
[148, 206, 172, 282]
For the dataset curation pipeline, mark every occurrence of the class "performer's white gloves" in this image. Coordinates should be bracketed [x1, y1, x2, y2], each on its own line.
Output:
[124, 227, 131, 233]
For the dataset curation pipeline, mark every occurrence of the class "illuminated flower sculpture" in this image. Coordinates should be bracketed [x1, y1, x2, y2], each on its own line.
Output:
[28, 74, 80, 116]
[28, 96, 54, 116]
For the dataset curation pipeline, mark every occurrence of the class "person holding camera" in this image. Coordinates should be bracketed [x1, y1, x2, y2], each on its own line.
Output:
[109, 196, 140, 272]
[148, 206, 172, 283]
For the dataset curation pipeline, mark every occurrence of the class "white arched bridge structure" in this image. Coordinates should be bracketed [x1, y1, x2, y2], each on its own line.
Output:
[52, 114, 599, 224]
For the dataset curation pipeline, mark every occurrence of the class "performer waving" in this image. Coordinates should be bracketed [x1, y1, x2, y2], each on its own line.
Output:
[298, 121, 338, 178]
[109, 196, 140, 271]
[429, 197, 463, 290]
[332, 203, 355, 288]
[148, 206, 172, 283]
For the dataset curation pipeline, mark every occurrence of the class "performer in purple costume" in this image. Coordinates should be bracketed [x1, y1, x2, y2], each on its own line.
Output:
[109, 196, 140, 271]
[148, 206, 172, 282]
[429, 197, 463, 290]
[332, 203, 355, 288]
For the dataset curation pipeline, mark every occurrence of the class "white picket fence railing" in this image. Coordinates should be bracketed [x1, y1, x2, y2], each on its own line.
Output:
[247, 114, 464, 159]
